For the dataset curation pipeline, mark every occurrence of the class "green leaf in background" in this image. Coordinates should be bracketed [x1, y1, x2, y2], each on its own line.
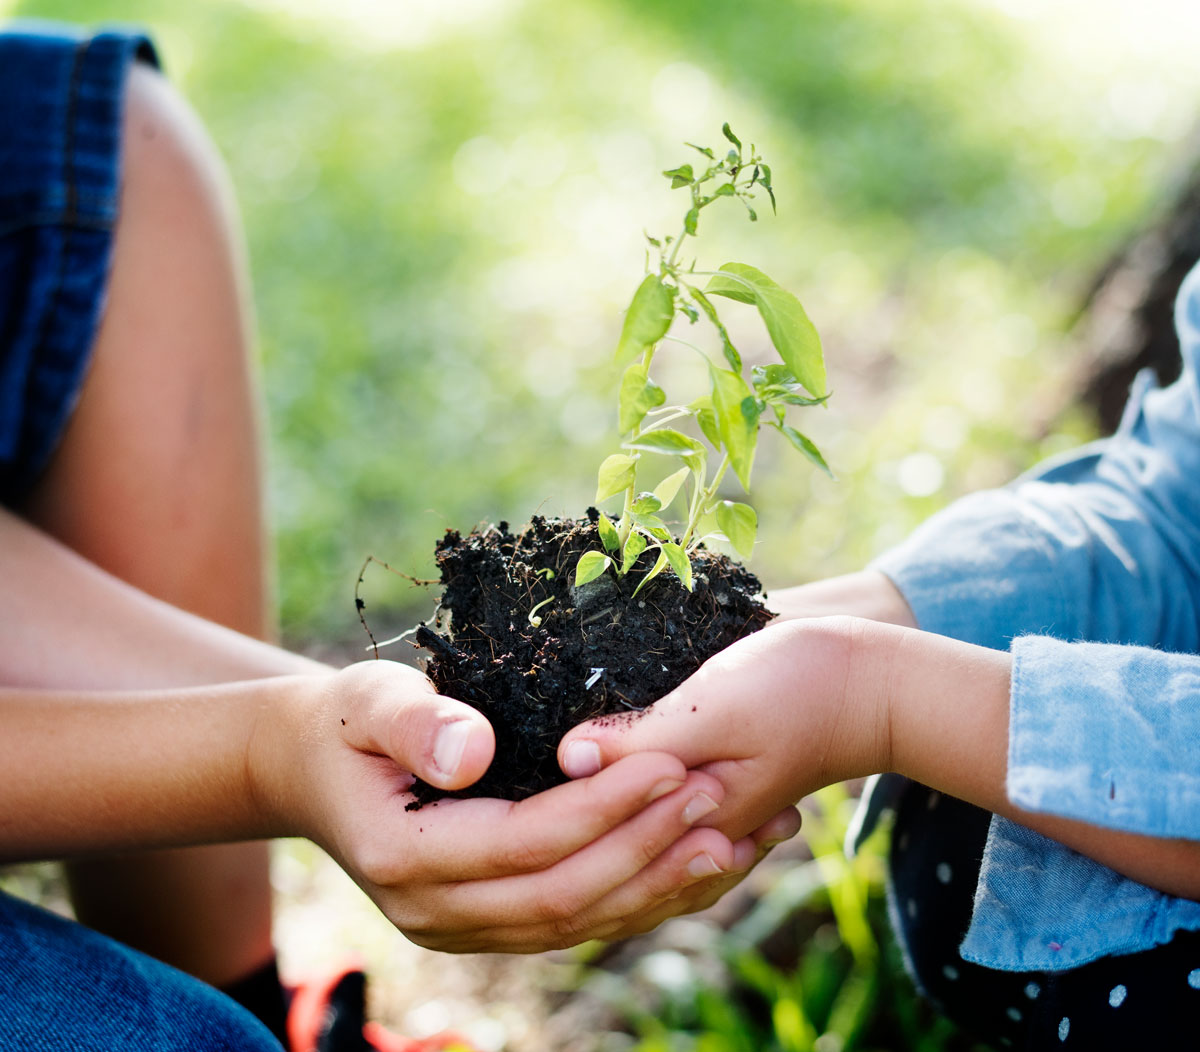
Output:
[684, 205, 700, 235]
[597, 512, 620, 552]
[709, 367, 760, 491]
[596, 453, 637, 501]
[618, 363, 666, 434]
[716, 500, 758, 559]
[661, 541, 693, 591]
[722, 122, 742, 149]
[620, 530, 647, 574]
[776, 422, 834, 478]
[623, 428, 705, 458]
[574, 550, 612, 586]
[652, 466, 690, 509]
[706, 262, 826, 397]
[614, 274, 674, 364]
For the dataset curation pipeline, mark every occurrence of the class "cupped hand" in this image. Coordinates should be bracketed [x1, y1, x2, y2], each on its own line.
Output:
[256, 660, 743, 953]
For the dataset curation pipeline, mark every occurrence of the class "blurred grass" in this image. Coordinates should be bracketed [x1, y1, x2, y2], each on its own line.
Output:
[7, 0, 1199, 651]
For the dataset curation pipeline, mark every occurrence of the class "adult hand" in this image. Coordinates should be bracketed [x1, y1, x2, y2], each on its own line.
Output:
[255, 661, 743, 953]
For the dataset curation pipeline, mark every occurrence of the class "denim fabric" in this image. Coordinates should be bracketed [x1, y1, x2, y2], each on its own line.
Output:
[0, 21, 157, 504]
[866, 259, 1200, 971]
[0, 890, 282, 1051]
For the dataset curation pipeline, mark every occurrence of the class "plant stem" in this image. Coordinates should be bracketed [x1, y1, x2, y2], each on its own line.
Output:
[681, 451, 730, 551]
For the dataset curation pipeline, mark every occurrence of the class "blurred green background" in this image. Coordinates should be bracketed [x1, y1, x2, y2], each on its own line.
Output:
[7, 0, 1200, 651]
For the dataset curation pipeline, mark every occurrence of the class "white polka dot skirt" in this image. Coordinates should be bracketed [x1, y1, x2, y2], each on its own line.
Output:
[888, 784, 1200, 1050]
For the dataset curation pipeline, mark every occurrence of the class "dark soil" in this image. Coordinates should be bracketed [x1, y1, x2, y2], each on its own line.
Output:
[407, 510, 773, 805]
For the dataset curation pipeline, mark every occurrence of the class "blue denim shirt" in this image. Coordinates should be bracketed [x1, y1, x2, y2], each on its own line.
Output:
[861, 260, 1200, 972]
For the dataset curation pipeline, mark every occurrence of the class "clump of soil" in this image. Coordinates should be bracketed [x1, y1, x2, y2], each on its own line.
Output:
[408, 510, 772, 805]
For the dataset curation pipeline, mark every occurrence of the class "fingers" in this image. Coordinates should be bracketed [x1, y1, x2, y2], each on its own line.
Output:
[598, 807, 802, 942]
[391, 751, 691, 883]
[421, 769, 732, 938]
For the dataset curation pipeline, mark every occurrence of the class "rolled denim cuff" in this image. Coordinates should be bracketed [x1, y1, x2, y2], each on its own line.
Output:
[1008, 635, 1200, 839]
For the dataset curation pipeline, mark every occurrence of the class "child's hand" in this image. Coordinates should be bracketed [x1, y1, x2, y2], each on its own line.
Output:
[255, 661, 742, 953]
[557, 617, 887, 844]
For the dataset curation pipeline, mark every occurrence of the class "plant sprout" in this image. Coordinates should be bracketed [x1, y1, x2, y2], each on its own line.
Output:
[576, 123, 831, 594]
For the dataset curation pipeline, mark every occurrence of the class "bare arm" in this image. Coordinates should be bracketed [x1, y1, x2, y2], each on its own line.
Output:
[0, 505, 321, 689]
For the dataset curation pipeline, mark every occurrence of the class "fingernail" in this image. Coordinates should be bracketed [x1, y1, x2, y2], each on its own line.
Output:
[433, 720, 472, 778]
[647, 776, 684, 803]
[562, 740, 602, 778]
[682, 792, 719, 826]
[686, 853, 724, 879]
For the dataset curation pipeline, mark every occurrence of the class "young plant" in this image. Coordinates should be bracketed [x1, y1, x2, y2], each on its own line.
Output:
[575, 124, 832, 594]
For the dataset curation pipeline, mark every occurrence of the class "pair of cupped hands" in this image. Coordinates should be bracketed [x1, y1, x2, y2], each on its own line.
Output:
[256, 578, 900, 956]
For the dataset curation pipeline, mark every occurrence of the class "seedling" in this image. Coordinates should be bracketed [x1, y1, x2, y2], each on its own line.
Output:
[575, 124, 832, 594]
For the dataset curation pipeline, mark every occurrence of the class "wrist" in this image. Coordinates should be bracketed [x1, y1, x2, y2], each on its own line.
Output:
[245, 673, 330, 841]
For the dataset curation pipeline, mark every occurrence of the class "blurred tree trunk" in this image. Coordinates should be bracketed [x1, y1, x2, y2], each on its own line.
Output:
[1066, 139, 1200, 433]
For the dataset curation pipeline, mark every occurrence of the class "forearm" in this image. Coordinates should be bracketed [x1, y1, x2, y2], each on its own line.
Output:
[861, 620, 1200, 901]
[768, 570, 918, 628]
[0, 677, 301, 862]
[0, 505, 324, 689]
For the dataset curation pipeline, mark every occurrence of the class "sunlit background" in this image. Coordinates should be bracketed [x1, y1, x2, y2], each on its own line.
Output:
[7, 0, 1200, 651]
[7, 1, 1200, 1046]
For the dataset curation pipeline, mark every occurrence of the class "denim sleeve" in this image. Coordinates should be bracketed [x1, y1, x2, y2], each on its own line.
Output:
[1008, 635, 1200, 838]
[867, 261, 1200, 970]
[871, 263, 1200, 657]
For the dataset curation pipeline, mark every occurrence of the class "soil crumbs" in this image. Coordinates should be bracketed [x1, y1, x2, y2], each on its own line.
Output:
[410, 512, 772, 805]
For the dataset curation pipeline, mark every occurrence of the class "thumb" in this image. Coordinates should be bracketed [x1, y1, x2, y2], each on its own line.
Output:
[350, 664, 495, 790]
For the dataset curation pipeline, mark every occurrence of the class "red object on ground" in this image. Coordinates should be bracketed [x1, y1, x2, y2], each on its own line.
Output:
[286, 959, 480, 1052]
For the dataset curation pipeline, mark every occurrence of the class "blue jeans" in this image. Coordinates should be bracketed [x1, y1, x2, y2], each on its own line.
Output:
[0, 889, 281, 1051]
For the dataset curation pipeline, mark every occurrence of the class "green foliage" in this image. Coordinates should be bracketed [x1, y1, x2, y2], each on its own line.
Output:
[13, 0, 1179, 650]
[583, 785, 987, 1052]
[577, 129, 831, 591]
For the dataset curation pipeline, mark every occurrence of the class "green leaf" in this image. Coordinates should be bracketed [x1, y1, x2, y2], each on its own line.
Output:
[631, 550, 670, 598]
[614, 275, 675, 364]
[716, 501, 757, 559]
[597, 512, 620, 552]
[620, 531, 647, 574]
[685, 142, 715, 159]
[595, 453, 637, 502]
[689, 396, 721, 449]
[663, 163, 694, 188]
[630, 512, 672, 541]
[661, 541, 693, 591]
[706, 263, 825, 397]
[760, 162, 776, 213]
[710, 367, 760, 491]
[714, 182, 736, 197]
[752, 363, 829, 406]
[684, 206, 699, 236]
[623, 428, 705, 458]
[652, 466, 690, 509]
[722, 122, 742, 149]
[574, 551, 612, 587]
[688, 287, 741, 371]
[631, 491, 663, 514]
[618, 363, 665, 435]
[776, 423, 834, 477]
